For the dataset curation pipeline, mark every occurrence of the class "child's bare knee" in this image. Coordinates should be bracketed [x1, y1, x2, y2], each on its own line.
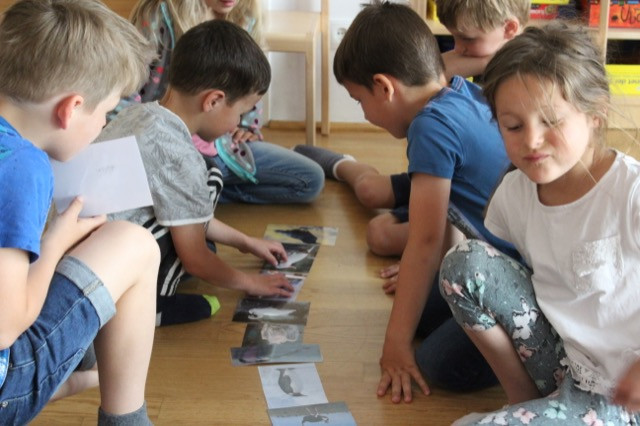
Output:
[354, 177, 385, 208]
[366, 219, 393, 255]
[107, 221, 157, 251]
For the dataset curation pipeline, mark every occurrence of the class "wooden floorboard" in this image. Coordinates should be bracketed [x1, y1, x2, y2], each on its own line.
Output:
[31, 127, 638, 425]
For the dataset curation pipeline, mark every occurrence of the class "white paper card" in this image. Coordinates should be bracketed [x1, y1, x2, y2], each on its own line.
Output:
[51, 136, 152, 217]
[258, 363, 328, 409]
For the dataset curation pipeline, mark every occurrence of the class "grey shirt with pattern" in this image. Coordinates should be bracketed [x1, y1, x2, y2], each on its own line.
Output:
[97, 102, 223, 318]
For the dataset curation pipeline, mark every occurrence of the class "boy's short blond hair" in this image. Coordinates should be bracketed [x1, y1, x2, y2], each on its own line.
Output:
[436, 0, 530, 32]
[0, 0, 154, 109]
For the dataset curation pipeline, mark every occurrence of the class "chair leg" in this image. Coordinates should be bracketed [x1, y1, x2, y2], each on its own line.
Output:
[305, 39, 317, 146]
[320, 5, 330, 136]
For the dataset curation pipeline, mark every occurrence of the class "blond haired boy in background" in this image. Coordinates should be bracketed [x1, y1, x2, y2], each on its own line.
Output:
[437, 0, 530, 79]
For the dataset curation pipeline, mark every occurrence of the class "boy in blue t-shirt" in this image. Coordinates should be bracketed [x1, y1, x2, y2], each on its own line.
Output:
[302, 2, 516, 402]
[0, 1, 160, 424]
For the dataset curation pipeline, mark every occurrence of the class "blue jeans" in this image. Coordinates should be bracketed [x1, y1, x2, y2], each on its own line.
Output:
[0, 256, 115, 425]
[414, 274, 498, 392]
[207, 141, 324, 204]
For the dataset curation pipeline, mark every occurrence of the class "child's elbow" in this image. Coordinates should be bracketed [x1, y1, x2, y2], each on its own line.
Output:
[179, 255, 206, 278]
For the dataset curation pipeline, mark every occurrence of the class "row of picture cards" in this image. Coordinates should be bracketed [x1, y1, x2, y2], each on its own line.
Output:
[238, 225, 356, 424]
[230, 224, 337, 366]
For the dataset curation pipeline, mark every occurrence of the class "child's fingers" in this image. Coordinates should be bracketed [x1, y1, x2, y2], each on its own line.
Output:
[80, 214, 107, 229]
[379, 263, 400, 278]
[61, 196, 85, 218]
[382, 279, 397, 294]
[271, 243, 288, 263]
[264, 274, 294, 296]
[613, 382, 640, 412]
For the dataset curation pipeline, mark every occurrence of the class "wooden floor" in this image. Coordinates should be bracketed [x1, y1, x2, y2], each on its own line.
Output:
[31, 127, 639, 425]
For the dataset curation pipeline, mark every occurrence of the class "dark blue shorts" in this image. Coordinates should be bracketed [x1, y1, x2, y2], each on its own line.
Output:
[390, 172, 411, 222]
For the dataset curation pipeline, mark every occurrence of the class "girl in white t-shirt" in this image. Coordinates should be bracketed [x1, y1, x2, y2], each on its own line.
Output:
[441, 22, 640, 425]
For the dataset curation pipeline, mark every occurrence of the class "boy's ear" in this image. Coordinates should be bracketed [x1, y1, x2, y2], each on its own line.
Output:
[55, 94, 84, 130]
[372, 73, 395, 101]
[202, 89, 226, 112]
[503, 18, 520, 40]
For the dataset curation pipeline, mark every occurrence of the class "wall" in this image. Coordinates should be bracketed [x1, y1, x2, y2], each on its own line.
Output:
[266, 0, 370, 124]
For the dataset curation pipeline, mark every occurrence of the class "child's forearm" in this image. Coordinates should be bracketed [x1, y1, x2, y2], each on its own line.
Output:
[441, 50, 491, 80]
[183, 249, 250, 291]
[384, 240, 441, 345]
[172, 223, 250, 291]
[0, 242, 62, 347]
[205, 218, 250, 251]
[25, 241, 64, 318]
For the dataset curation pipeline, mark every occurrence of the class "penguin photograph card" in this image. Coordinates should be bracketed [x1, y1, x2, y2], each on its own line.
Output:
[242, 322, 305, 347]
[263, 224, 338, 246]
[267, 401, 357, 426]
[232, 298, 310, 325]
[258, 363, 328, 409]
[261, 243, 320, 275]
[230, 343, 322, 366]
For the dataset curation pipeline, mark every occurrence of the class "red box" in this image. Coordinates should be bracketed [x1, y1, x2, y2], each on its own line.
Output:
[530, 4, 561, 19]
[583, 0, 640, 28]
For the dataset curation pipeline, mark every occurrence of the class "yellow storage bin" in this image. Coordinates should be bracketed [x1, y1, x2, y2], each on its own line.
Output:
[607, 64, 640, 96]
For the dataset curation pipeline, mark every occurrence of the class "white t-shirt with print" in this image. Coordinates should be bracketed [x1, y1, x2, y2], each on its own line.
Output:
[486, 151, 640, 396]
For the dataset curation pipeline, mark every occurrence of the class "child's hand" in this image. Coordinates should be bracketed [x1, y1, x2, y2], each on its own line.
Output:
[245, 272, 294, 298]
[613, 360, 640, 412]
[241, 237, 288, 266]
[380, 263, 400, 294]
[231, 128, 260, 143]
[378, 337, 430, 403]
[42, 197, 106, 256]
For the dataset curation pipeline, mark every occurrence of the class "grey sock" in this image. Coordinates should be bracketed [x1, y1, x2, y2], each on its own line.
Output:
[75, 342, 96, 371]
[98, 402, 152, 426]
[293, 145, 354, 180]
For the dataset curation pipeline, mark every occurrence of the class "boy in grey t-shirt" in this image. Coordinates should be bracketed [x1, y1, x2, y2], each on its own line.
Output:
[99, 20, 294, 326]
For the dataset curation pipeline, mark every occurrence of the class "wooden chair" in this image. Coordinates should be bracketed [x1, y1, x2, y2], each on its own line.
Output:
[264, 0, 330, 146]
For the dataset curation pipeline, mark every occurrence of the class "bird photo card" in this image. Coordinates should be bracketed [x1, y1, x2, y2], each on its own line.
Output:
[262, 242, 320, 275]
[258, 363, 328, 409]
[242, 322, 305, 347]
[230, 343, 322, 366]
[232, 298, 310, 325]
[264, 224, 338, 246]
[267, 401, 357, 426]
[258, 271, 306, 301]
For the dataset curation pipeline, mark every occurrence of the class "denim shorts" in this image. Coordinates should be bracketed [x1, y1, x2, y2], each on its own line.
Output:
[0, 256, 115, 425]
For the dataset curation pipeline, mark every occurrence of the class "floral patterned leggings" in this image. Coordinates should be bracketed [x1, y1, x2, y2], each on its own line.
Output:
[440, 240, 638, 425]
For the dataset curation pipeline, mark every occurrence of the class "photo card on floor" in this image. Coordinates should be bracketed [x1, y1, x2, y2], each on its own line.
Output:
[267, 401, 357, 426]
[258, 363, 328, 409]
[242, 322, 305, 346]
[264, 224, 338, 246]
[262, 242, 320, 275]
[232, 298, 310, 325]
[259, 271, 306, 301]
[230, 343, 322, 366]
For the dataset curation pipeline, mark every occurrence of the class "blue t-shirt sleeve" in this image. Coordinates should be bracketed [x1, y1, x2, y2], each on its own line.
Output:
[407, 111, 461, 179]
[0, 146, 52, 262]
